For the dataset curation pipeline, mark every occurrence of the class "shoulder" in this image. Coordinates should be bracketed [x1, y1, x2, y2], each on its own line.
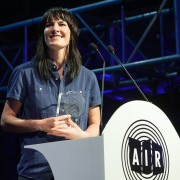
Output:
[15, 59, 35, 72]
[12, 60, 37, 78]
[9, 59, 37, 82]
[80, 65, 96, 78]
[77, 66, 99, 87]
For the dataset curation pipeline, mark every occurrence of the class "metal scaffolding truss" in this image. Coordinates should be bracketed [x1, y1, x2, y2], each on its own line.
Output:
[0, 2, 180, 179]
[0, 0, 180, 119]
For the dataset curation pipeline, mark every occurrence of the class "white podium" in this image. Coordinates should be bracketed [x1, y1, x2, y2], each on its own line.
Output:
[26, 100, 180, 180]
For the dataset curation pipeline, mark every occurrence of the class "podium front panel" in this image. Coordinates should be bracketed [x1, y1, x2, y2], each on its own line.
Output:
[102, 100, 180, 180]
[26, 136, 104, 180]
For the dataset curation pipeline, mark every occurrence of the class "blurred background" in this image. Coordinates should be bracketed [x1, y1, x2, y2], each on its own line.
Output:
[0, 0, 179, 179]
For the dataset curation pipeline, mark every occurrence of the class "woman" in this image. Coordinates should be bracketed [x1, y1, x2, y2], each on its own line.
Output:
[1, 7, 101, 180]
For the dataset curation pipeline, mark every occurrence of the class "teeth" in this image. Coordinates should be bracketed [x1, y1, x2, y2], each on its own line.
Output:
[50, 35, 62, 38]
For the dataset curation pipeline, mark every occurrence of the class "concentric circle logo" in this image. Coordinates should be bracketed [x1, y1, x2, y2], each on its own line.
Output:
[121, 120, 169, 180]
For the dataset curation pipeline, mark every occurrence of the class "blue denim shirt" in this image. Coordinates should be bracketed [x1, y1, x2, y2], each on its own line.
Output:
[6, 59, 101, 179]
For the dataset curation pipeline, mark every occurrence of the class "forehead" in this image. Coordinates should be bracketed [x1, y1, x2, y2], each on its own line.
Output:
[46, 18, 67, 23]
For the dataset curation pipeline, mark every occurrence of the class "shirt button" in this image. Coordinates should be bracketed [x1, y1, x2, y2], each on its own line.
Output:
[39, 87, 42, 90]
[53, 65, 56, 69]
[55, 77, 59, 80]
[80, 91, 82, 93]
[62, 109, 64, 112]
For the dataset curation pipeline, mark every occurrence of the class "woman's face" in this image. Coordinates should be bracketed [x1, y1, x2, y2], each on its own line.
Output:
[44, 18, 71, 50]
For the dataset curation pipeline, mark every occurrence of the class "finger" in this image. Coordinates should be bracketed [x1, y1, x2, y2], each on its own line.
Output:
[56, 115, 71, 121]
[48, 128, 70, 137]
[66, 118, 78, 127]
[52, 122, 71, 130]
[58, 123, 70, 129]
[54, 120, 66, 125]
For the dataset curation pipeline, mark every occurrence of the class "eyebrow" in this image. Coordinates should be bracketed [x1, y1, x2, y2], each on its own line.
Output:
[46, 19, 67, 23]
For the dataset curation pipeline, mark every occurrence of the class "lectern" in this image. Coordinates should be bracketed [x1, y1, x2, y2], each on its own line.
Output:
[26, 100, 180, 179]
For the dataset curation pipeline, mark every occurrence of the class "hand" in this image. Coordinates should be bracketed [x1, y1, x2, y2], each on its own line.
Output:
[41, 115, 71, 133]
[47, 118, 88, 140]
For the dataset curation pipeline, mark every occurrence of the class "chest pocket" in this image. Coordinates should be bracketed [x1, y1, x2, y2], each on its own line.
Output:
[28, 86, 57, 112]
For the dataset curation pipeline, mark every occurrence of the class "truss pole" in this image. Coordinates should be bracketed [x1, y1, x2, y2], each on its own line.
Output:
[0, 54, 179, 93]
[76, 13, 119, 64]
[0, 48, 22, 85]
[174, 0, 180, 53]
[70, 0, 121, 13]
[109, 27, 116, 66]
[127, 0, 169, 63]
[0, 51, 14, 71]
[159, 13, 165, 56]
[0, 86, 7, 92]
[0, 0, 121, 33]
[125, 9, 170, 23]
[24, 25, 28, 62]
[121, 5, 126, 63]
[93, 54, 180, 74]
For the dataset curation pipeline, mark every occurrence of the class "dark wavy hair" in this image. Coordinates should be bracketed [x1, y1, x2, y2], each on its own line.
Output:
[35, 7, 82, 83]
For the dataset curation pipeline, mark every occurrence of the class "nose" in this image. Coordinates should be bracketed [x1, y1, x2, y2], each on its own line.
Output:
[52, 23, 59, 32]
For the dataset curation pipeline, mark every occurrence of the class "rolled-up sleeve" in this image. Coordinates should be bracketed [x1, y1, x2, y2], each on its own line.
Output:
[89, 72, 101, 107]
[7, 67, 27, 102]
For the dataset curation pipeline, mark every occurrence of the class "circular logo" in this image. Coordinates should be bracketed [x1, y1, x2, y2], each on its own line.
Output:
[121, 120, 169, 180]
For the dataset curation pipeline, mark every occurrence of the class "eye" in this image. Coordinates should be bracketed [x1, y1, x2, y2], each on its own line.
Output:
[59, 22, 66, 26]
[45, 22, 53, 27]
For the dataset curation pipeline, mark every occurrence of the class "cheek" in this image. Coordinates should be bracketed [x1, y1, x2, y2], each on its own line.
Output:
[64, 29, 71, 41]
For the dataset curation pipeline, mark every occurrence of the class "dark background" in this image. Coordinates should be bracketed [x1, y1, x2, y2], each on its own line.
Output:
[0, 0, 179, 179]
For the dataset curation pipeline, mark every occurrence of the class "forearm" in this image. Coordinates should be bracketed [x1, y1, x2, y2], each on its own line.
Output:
[1, 113, 71, 134]
[1, 114, 44, 133]
[0, 100, 47, 133]
[84, 123, 100, 138]
[84, 106, 101, 138]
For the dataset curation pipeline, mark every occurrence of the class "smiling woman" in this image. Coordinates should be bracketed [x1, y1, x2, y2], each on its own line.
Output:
[44, 19, 71, 51]
[36, 7, 81, 83]
[0, 7, 101, 180]
[44, 18, 71, 78]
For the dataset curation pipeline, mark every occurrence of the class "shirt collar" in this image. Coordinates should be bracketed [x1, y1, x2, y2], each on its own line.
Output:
[47, 59, 69, 72]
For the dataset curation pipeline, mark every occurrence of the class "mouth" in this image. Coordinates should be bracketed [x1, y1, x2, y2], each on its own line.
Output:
[50, 34, 62, 38]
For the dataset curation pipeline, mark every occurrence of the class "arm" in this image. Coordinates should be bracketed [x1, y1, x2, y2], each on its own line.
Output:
[85, 106, 101, 137]
[0, 99, 71, 133]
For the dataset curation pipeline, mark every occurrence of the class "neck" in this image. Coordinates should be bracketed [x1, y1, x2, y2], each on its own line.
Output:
[48, 48, 68, 68]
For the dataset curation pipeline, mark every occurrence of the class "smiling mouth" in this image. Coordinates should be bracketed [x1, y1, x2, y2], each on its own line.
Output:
[50, 35, 62, 38]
